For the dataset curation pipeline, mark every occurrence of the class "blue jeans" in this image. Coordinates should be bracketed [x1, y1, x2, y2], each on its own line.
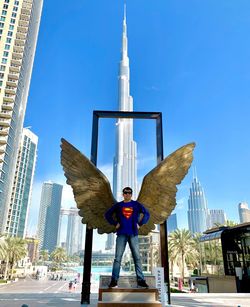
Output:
[111, 234, 145, 281]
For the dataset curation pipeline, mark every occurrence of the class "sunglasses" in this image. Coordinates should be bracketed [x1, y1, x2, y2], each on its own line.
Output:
[123, 191, 132, 195]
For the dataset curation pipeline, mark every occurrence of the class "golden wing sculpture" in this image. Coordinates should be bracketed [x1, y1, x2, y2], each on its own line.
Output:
[137, 142, 195, 235]
[61, 138, 195, 235]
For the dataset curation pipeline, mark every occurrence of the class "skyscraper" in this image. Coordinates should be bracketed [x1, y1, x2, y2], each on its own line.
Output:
[0, 0, 43, 233]
[188, 176, 209, 234]
[5, 127, 38, 237]
[37, 182, 63, 253]
[209, 209, 226, 227]
[238, 202, 250, 223]
[106, 6, 138, 250]
[113, 6, 137, 200]
[167, 213, 178, 234]
[64, 207, 83, 256]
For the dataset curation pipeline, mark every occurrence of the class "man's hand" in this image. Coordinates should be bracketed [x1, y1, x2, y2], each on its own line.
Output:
[115, 223, 120, 230]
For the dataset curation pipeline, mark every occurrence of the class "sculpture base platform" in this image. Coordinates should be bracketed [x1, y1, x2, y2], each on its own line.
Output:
[98, 275, 161, 307]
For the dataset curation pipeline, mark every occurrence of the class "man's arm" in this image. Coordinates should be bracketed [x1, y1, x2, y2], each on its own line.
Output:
[137, 202, 150, 226]
[105, 203, 119, 226]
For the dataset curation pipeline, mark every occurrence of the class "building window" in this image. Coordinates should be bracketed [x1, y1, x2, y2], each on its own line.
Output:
[6, 38, 11, 43]
[7, 31, 12, 37]
[15, 1, 19, 5]
[2, 10, 7, 16]
[5, 44, 10, 50]
[0, 30, 2, 34]
[9, 25, 14, 30]
[3, 51, 9, 57]
[13, 7, 18, 12]
[5, 0, 10, 3]
[2, 58, 7, 64]
[0, 23, 4, 28]
[0, 17, 6, 21]
[0, 73, 4, 79]
[12, 13, 17, 18]
[0, 81, 3, 86]
[0, 66, 6, 72]
[10, 19, 15, 24]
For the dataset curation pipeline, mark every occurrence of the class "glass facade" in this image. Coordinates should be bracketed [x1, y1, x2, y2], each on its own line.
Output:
[188, 177, 209, 234]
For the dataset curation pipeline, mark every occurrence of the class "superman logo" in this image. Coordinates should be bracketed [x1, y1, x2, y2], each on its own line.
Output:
[122, 207, 133, 219]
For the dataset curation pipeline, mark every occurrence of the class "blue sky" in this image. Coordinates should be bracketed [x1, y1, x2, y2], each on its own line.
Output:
[25, 0, 250, 249]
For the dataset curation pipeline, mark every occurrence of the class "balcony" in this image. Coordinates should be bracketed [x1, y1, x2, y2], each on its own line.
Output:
[19, 20, 29, 28]
[0, 136, 7, 145]
[9, 66, 20, 73]
[7, 81, 17, 87]
[8, 72, 19, 80]
[2, 103, 13, 111]
[0, 112, 12, 119]
[0, 118, 10, 127]
[0, 146, 5, 154]
[0, 129, 8, 136]
[12, 51, 23, 59]
[11, 59, 22, 66]
[13, 46, 24, 54]
[17, 26, 28, 34]
[21, 9, 31, 16]
[16, 32, 26, 40]
[15, 39, 25, 46]
[3, 96, 14, 103]
[5, 88, 16, 95]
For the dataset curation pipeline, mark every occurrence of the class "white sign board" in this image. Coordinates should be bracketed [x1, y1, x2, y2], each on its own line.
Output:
[153, 267, 166, 306]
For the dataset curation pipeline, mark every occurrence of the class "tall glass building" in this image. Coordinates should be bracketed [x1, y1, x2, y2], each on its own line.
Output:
[188, 176, 209, 234]
[209, 209, 226, 228]
[238, 202, 250, 223]
[167, 213, 178, 234]
[0, 0, 43, 233]
[37, 182, 63, 253]
[5, 127, 37, 237]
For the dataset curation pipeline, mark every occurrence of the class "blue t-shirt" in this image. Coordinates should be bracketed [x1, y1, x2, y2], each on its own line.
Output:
[105, 200, 150, 235]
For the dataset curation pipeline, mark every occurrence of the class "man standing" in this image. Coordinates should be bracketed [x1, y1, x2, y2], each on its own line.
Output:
[105, 187, 150, 288]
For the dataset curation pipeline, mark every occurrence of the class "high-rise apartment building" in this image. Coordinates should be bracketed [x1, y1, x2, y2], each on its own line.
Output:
[209, 209, 226, 228]
[238, 202, 250, 223]
[188, 176, 209, 234]
[37, 182, 63, 253]
[0, 0, 43, 233]
[167, 213, 178, 234]
[106, 7, 138, 250]
[5, 127, 37, 237]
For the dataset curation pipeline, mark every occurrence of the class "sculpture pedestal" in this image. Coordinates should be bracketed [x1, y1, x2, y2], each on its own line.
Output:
[97, 275, 161, 307]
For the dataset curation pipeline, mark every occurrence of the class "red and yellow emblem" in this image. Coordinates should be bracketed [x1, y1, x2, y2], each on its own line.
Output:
[122, 207, 133, 219]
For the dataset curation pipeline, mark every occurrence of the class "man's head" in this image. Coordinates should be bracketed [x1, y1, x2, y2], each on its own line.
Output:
[122, 187, 133, 202]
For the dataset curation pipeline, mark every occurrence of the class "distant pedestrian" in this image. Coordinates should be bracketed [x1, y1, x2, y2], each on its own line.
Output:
[68, 281, 73, 291]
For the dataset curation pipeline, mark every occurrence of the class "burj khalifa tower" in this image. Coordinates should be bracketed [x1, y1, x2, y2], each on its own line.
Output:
[106, 6, 138, 251]
[113, 6, 137, 201]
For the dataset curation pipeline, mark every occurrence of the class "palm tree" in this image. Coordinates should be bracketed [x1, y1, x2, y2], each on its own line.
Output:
[3, 237, 27, 280]
[50, 247, 67, 267]
[0, 235, 7, 260]
[39, 250, 49, 264]
[168, 229, 199, 280]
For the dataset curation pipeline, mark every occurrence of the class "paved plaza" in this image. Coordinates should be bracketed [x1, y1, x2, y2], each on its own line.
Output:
[0, 277, 249, 306]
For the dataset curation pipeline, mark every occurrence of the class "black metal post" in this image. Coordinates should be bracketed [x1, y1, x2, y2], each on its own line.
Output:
[81, 113, 99, 304]
[156, 114, 171, 305]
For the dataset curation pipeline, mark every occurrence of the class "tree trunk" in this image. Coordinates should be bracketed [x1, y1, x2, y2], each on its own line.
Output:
[3, 259, 9, 280]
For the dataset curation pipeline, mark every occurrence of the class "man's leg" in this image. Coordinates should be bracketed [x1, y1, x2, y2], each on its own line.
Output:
[111, 235, 127, 281]
[128, 235, 145, 281]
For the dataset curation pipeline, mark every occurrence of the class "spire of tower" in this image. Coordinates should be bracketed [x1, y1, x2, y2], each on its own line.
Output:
[122, 2, 128, 59]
